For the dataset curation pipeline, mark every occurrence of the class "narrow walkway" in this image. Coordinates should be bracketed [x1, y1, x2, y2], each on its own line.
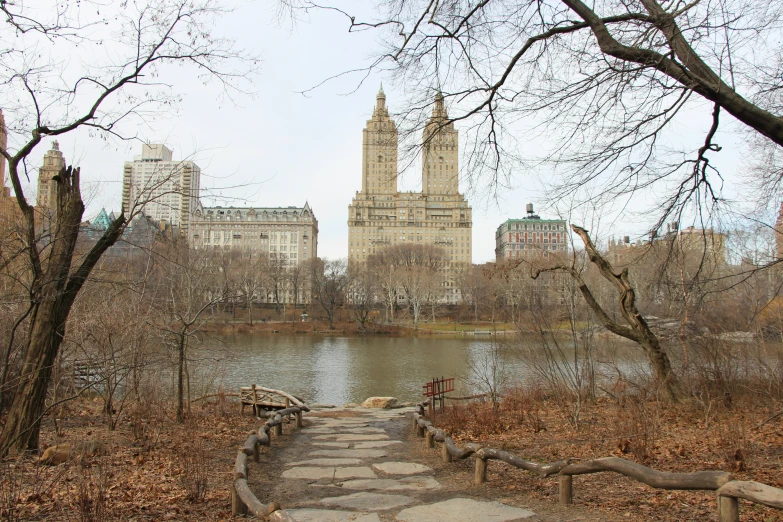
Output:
[254, 406, 540, 522]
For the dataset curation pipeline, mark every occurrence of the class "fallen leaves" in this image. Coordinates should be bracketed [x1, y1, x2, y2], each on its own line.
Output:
[1, 399, 259, 521]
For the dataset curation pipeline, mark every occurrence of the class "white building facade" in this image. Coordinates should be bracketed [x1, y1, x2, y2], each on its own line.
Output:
[188, 203, 318, 263]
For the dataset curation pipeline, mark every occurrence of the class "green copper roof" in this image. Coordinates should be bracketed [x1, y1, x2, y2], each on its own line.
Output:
[92, 208, 112, 230]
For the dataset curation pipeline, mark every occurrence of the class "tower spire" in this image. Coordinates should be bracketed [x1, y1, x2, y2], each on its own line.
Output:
[374, 84, 387, 114]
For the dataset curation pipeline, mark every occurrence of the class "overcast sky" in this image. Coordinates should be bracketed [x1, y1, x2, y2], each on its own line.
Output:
[14, 0, 754, 263]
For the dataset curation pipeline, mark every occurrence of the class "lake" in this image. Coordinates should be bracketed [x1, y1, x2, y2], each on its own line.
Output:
[186, 333, 643, 405]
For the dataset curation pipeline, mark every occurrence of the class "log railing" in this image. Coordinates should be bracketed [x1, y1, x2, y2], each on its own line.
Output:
[413, 400, 783, 522]
[231, 389, 310, 521]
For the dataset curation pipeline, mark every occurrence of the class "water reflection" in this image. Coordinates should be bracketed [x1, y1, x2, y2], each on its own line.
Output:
[192, 335, 503, 404]
[190, 334, 644, 405]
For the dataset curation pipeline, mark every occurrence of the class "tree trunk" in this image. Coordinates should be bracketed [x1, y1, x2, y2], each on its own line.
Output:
[0, 165, 126, 456]
[569, 225, 681, 402]
[177, 330, 186, 423]
[0, 306, 64, 453]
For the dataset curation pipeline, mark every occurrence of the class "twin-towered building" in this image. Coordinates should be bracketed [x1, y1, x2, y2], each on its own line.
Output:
[347, 88, 473, 267]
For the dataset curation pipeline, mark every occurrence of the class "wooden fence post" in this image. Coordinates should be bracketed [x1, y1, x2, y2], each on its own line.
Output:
[474, 457, 487, 485]
[231, 483, 248, 515]
[252, 440, 260, 463]
[559, 475, 573, 505]
[295, 411, 302, 428]
[412, 416, 418, 432]
[441, 442, 452, 463]
[274, 422, 283, 436]
[718, 496, 739, 522]
[251, 384, 259, 417]
[425, 430, 434, 448]
[416, 422, 424, 438]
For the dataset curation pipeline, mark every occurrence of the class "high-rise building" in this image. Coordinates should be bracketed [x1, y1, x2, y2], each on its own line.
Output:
[347, 89, 473, 301]
[37, 141, 65, 211]
[121, 144, 201, 232]
[495, 204, 568, 262]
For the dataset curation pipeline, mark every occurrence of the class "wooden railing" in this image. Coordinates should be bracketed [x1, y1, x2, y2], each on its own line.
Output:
[231, 388, 310, 521]
[413, 400, 783, 522]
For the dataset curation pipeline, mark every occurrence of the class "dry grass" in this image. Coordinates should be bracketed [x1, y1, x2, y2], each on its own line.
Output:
[434, 386, 783, 521]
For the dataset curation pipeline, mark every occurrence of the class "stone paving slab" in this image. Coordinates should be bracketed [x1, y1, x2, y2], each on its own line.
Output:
[306, 428, 387, 434]
[287, 458, 363, 467]
[353, 440, 402, 449]
[313, 434, 389, 441]
[308, 417, 370, 427]
[319, 492, 414, 511]
[262, 407, 541, 522]
[395, 498, 536, 521]
[310, 449, 387, 459]
[287, 509, 381, 522]
[372, 462, 433, 476]
[282, 466, 377, 480]
[337, 476, 441, 491]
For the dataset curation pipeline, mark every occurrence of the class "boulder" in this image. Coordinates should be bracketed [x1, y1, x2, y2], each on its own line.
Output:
[361, 397, 399, 409]
[342, 403, 360, 408]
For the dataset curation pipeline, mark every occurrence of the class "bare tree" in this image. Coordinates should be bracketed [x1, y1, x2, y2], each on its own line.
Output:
[372, 243, 447, 328]
[0, 0, 255, 455]
[234, 254, 266, 325]
[287, 258, 308, 323]
[532, 225, 681, 401]
[294, 0, 783, 224]
[153, 241, 230, 423]
[368, 251, 400, 323]
[310, 258, 351, 330]
[347, 261, 380, 332]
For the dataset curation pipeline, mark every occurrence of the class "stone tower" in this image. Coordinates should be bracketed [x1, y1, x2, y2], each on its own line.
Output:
[37, 141, 65, 210]
[422, 92, 459, 196]
[361, 85, 398, 195]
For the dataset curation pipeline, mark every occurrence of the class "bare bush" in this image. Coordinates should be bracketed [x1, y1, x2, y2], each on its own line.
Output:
[464, 341, 508, 411]
[179, 441, 208, 502]
[614, 391, 660, 463]
[75, 460, 108, 522]
[715, 418, 751, 473]
[0, 462, 22, 522]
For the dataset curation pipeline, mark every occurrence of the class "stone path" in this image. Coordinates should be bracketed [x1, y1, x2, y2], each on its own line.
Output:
[256, 406, 540, 522]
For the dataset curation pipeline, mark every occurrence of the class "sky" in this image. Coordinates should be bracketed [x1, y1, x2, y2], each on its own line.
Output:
[10, 0, 757, 263]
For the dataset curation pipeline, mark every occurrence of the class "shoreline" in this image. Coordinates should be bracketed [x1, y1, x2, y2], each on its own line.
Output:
[201, 319, 518, 338]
